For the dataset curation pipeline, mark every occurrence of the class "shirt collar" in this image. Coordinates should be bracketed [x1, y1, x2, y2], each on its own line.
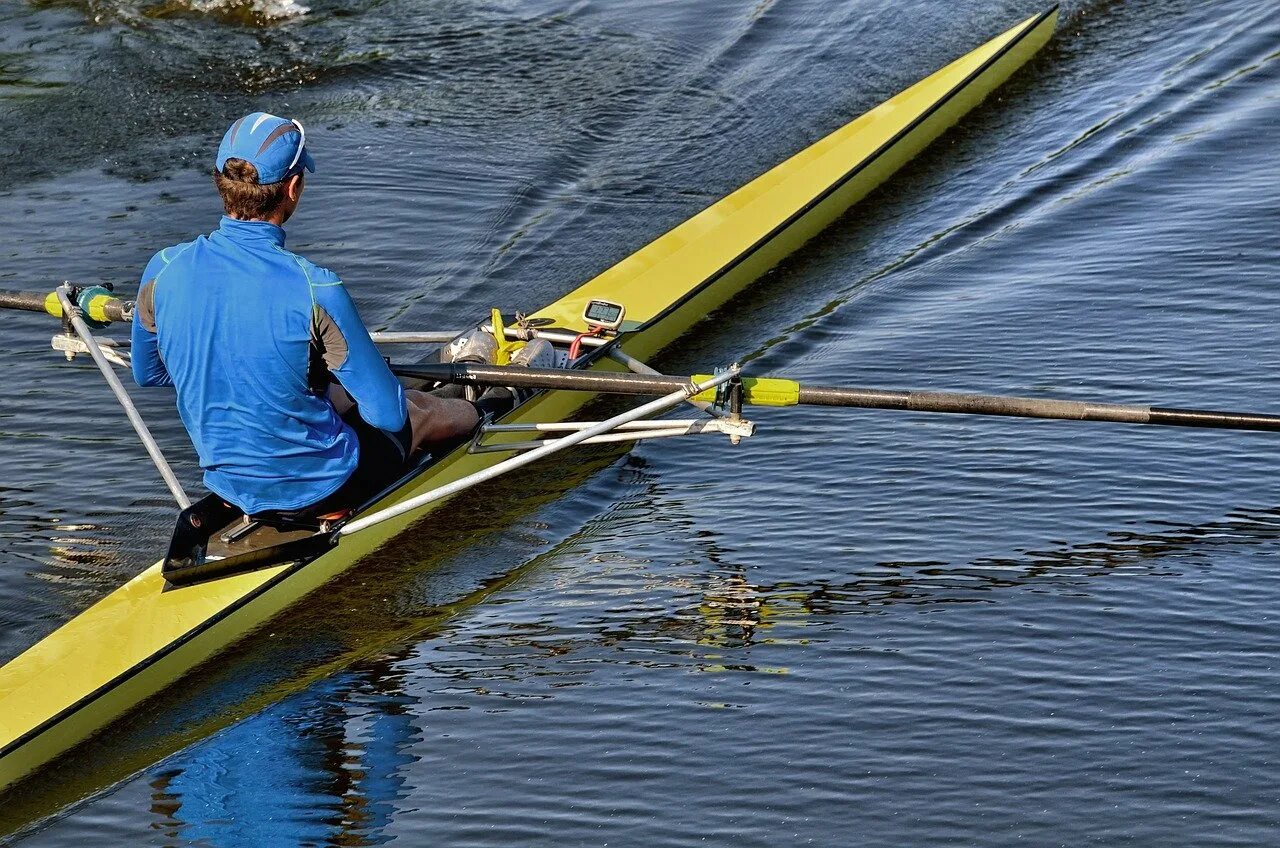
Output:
[217, 215, 286, 247]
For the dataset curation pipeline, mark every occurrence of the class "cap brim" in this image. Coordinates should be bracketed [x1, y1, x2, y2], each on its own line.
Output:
[300, 148, 316, 174]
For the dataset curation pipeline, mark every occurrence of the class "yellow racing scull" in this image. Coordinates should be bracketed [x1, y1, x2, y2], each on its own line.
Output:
[0, 7, 1058, 792]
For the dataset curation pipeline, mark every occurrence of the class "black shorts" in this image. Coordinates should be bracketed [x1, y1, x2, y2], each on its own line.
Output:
[307, 411, 411, 515]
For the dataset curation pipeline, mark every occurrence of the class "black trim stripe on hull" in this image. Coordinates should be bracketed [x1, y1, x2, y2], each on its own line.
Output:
[637, 4, 1058, 334]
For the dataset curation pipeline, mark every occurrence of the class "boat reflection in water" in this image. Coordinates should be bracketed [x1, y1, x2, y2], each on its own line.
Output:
[132, 499, 1280, 844]
[151, 664, 416, 847]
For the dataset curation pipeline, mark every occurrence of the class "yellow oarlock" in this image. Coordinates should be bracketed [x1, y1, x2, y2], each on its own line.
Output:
[42, 286, 117, 328]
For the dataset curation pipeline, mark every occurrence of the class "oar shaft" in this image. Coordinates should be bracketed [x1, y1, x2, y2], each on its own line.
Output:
[0, 288, 131, 323]
[0, 289, 51, 314]
[395, 362, 1280, 434]
[798, 386, 1155, 419]
[796, 386, 1280, 432]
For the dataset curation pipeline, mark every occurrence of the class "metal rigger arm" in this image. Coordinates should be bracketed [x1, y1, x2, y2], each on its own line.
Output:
[53, 285, 191, 509]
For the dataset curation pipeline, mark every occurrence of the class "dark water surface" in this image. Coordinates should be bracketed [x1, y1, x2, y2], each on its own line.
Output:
[2, 0, 1279, 844]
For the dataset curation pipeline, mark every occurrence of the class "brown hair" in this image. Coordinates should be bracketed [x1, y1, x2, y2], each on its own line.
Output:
[212, 158, 292, 220]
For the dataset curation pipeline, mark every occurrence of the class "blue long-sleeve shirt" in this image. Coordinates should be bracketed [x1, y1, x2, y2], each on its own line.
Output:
[132, 216, 409, 514]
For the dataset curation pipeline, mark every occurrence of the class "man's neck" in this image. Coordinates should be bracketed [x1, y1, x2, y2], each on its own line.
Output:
[228, 214, 287, 228]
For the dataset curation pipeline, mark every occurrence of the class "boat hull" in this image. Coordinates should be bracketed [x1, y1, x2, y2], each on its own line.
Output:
[0, 7, 1057, 795]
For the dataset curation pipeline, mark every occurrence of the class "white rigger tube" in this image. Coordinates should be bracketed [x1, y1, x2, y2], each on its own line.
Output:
[372, 326, 611, 354]
[57, 286, 191, 509]
[472, 428, 716, 454]
[372, 328, 611, 348]
[369, 331, 462, 344]
[483, 419, 724, 433]
[338, 367, 739, 537]
[470, 420, 739, 454]
[373, 326, 612, 350]
[372, 327, 609, 348]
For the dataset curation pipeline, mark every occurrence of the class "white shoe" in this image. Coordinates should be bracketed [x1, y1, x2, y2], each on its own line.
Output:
[509, 338, 556, 370]
[503, 338, 558, 406]
[444, 327, 499, 365]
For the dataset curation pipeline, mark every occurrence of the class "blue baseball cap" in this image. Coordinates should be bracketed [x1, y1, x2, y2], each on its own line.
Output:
[215, 112, 316, 184]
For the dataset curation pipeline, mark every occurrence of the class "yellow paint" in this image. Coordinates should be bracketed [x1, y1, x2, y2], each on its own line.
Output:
[690, 376, 802, 407]
[38, 290, 117, 323]
[490, 308, 515, 365]
[0, 7, 1057, 792]
[85, 295, 113, 325]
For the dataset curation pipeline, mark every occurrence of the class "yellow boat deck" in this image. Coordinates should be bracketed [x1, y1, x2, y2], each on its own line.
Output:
[0, 7, 1057, 794]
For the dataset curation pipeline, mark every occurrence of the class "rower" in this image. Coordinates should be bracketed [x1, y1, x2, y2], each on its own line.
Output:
[131, 112, 550, 518]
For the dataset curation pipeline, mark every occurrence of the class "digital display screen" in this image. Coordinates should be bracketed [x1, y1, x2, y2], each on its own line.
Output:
[585, 301, 623, 324]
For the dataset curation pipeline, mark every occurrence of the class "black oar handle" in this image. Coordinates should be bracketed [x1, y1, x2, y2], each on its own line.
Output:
[394, 362, 693, 395]
[1147, 407, 1280, 431]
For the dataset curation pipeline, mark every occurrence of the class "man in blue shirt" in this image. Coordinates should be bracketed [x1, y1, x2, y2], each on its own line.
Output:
[132, 113, 491, 516]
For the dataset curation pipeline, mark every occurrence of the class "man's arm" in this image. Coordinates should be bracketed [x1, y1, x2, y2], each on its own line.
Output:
[310, 276, 411, 455]
[131, 274, 173, 388]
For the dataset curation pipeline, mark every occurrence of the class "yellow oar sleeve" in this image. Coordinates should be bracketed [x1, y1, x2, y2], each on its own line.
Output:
[691, 376, 800, 407]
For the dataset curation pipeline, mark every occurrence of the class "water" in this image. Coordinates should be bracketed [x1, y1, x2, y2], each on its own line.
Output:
[2, 0, 1279, 843]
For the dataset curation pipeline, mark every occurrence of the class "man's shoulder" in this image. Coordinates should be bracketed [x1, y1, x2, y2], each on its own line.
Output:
[140, 238, 200, 285]
[137, 239, 201, 329]
[153, 238, 200, 263]
[273, 247, 343, 289]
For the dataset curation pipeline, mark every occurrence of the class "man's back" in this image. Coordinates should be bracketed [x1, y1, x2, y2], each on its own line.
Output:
[132, 216, 408, 514]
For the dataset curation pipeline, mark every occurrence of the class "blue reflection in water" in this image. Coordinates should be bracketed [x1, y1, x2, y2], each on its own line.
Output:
[157, 672, 416, 847]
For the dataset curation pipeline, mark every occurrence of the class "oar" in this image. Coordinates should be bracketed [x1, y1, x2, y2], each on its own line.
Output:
[0, 287, 132, 324]
[393, 362, 1280, 434]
